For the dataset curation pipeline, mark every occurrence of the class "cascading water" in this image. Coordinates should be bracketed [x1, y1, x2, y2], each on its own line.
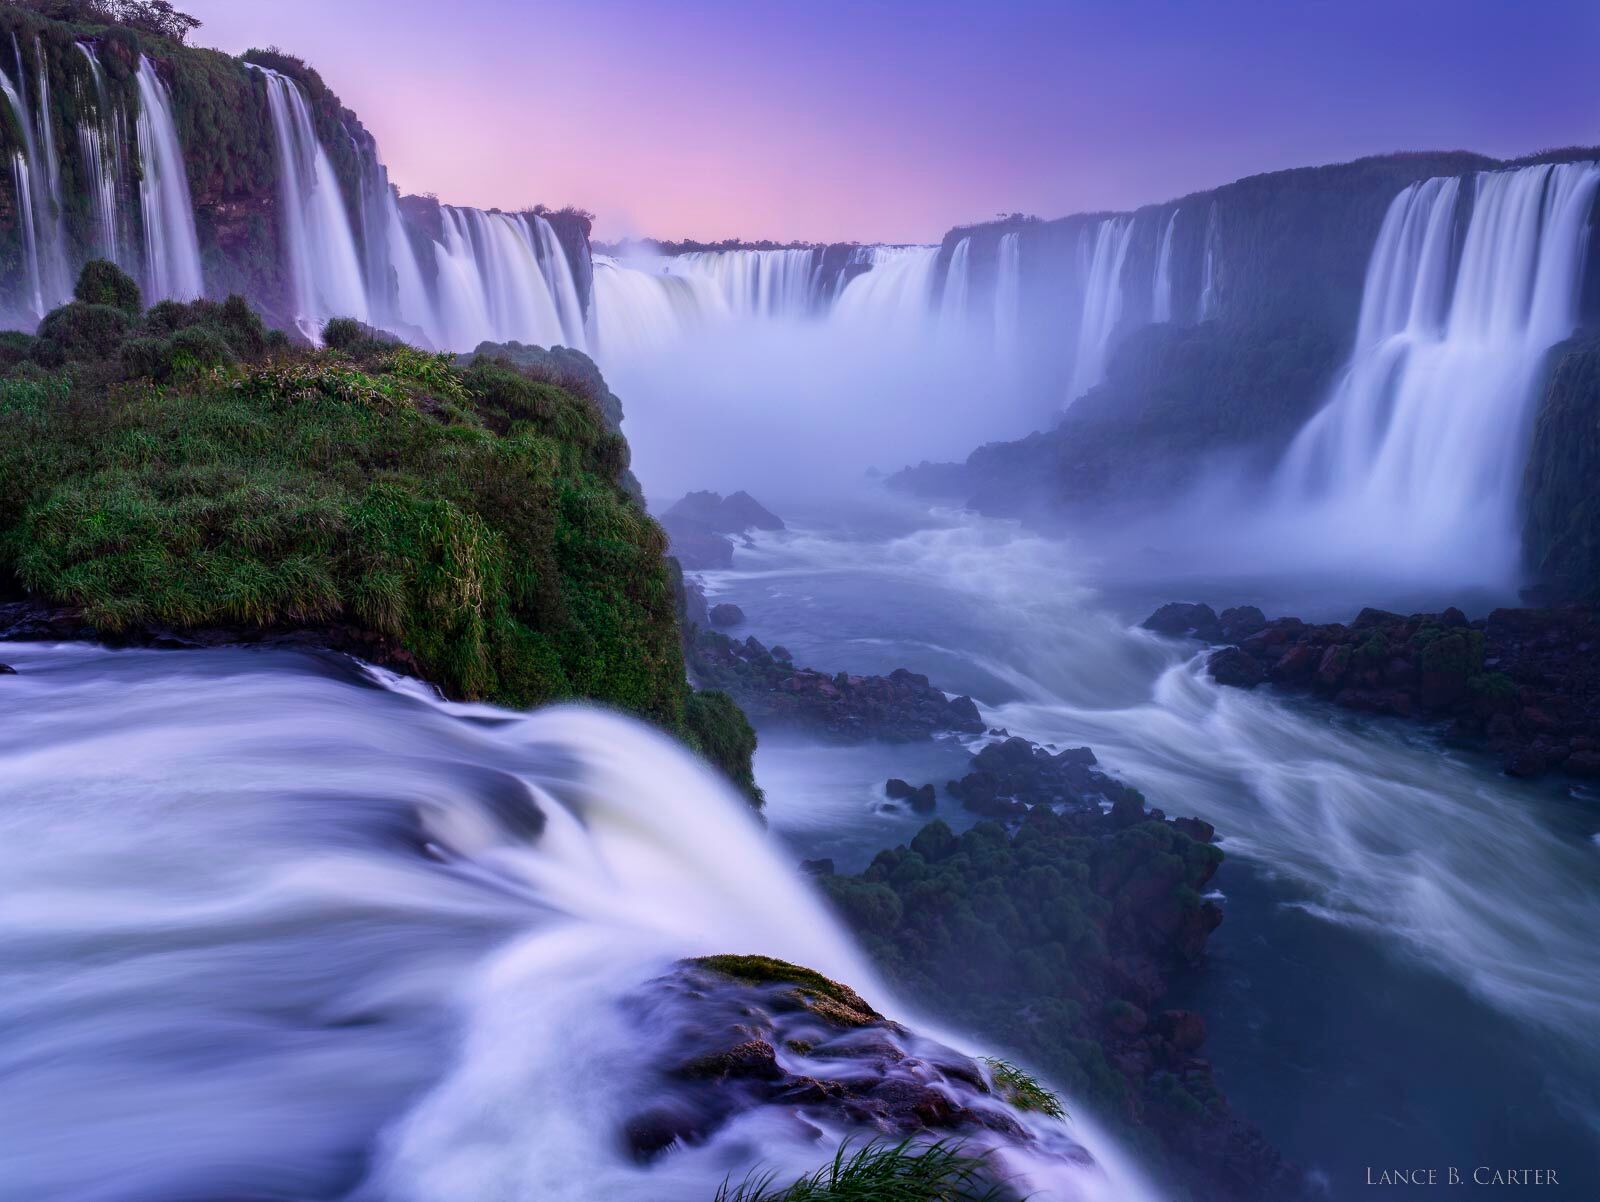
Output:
[255, 67, 369, 334]
[8, 152, 43, 318]
[937, 236, 972, 332]
[0, 50, 69, 317]
[589, 253, 728, 356]
[1068, 215, 1136, 402]
[0, 641, 1163, 1202]
[994, 230, 1021, 353]
[532, 214, 588, 345]
[1275, 161, 1600, 583]
[828, 245, 939, 334]
[75, 43, 128, 268]
[428, 206, 566, 351]
[1151, 209, 1178, 323]
[134, 55, 203, 301]
[1197, 203, 1220, 320]
[667, 247, 820, 318]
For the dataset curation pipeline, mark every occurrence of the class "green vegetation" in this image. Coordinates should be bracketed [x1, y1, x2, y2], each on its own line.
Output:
[714, 1139, 1002, 1202]
[822, 809, 1223, 1146]
[979, 1058, 1065, 1120]
[0, 262, 760, 800]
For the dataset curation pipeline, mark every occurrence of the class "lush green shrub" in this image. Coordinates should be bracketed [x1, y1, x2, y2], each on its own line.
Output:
[0, 296, 706, 753]
[33, 302, 133, 365]
[74, 260, 142, 314]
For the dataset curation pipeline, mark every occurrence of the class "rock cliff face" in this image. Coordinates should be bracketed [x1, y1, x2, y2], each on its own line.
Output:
[1523, 335, 1600, 595]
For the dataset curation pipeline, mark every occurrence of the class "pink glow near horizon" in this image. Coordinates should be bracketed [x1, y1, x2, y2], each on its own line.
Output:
[181, 0, 1596, 245]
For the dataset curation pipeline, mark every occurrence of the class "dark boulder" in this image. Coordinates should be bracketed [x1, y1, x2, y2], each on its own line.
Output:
[884, 778, 915, 800]
[1217, 605, 1267, 641]
[1207, 647, 1264, 689]
[709, 603, 745, 628]
[1142, 602, 1222, 642]
[0, 663, 14, 675]
[664, 490, 784, 534]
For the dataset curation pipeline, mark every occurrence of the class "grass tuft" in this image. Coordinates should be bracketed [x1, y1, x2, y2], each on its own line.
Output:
[980, 1058, 1065, 1120]
[714, 1138, 1004, 1202]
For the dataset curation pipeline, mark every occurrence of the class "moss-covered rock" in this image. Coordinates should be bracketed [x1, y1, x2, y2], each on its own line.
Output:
[0, 266, 759, 801]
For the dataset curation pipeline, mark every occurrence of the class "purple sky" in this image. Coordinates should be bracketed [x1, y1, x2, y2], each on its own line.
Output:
[181, 0, 1596, 244]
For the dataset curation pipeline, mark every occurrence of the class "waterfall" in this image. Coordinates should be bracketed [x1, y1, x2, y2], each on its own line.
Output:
[938, 237, 972, 332]
[1068, 215, 1137, 402]
[994, 230, 1021, 354]
[9, 153, 43, 318]
[0, 52, 68, 317]
[1198, 202, 1220, 320]
[75, 43, 128, 269]
[134, 56, 203, 301]
[531, 215, 588, 345]
[1276, 161, 1600, 581]
[254, 67, 368, 333]
[30, 37, 61, 222]
[590, 253, 727, 356]
[830, 245, 940, 334]
[666, 247, 819, 319]
[1151, 209, 1178, 323]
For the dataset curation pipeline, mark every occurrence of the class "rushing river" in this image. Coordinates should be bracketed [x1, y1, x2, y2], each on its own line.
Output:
[0, 640, 1159, 1202]
[696, 497, 1600, 1200]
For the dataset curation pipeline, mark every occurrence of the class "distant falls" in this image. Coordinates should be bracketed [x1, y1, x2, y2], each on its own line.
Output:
[1276, 161, 1600, 581]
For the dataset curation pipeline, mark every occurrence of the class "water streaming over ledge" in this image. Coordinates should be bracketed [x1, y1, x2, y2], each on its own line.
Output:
[1275, 160, 1600, 582]
[255, 66, 370, 336]
[0, 642, 1164, 1202]
[134, 55, 204, 302]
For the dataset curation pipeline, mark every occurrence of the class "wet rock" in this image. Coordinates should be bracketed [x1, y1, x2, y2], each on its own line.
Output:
[0, 663, 15, 675]
[1207, 647, 1264, 688]
[621, 955, 1047, 1164]
[1218, 605, 1267, 641]
[1142, 602, 1222, 642]
[688, 629, 986, 742]
[800, 857, 835, 876]
[909, 783, 937, 813]
[884, 777, 915, 799]
[708, 603, 745, 628]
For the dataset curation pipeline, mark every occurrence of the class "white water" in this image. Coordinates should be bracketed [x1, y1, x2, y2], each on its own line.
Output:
[0, 642, 1161, 1202]
[667, 247, 819, 318]
[134, 55, 203, 302]
[1068, 216, 1136, 402]
[7, 152, 43, 318]
[1197, 203, 1220, 320]
[1275, 161, 1600, 583]
[829, 244, 939, 334]
[75, 43, 127, 268]
[938, 236, 972, 332]
[255, 67, 369, 335]
[0, 53, 67, 317]
[1151, 209, 1178, 323]
[994, 231, 1022, 354]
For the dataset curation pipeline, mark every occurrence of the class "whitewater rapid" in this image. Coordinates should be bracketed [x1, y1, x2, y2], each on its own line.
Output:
[0, 641, 1161, 1202]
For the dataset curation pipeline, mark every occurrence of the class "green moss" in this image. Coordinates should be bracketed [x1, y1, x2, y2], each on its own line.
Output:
[691, 955, 881, 1027]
